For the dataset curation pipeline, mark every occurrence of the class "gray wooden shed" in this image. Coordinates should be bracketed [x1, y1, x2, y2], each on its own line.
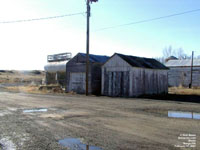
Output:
[66, 53, 109, 95]
[102, 53, 168, 97]
[165, 59, 200, 87]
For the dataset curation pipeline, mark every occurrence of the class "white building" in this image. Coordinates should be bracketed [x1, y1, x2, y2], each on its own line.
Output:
[165, 58, 200, 87]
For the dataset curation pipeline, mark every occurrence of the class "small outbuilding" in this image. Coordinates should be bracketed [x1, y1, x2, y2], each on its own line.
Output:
[101, 53, 168, 97]
[66, 53, 109, 95]
[165, 58, 200, 87]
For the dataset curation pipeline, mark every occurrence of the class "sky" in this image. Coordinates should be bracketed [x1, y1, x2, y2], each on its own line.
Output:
[0, 0, 199, 70]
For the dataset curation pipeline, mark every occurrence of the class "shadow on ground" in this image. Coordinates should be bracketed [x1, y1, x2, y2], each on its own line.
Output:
[139, 94, 200, 103]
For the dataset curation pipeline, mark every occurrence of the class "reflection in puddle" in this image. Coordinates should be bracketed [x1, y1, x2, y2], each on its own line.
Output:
[168, 111, 200, 120]
[23, 108, 48, 113]
[58, 138, 101, 150]
[0, 137, 16, 150]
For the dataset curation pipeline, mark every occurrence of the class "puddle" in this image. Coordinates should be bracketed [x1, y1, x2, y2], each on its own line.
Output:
[0, 137, 16, 150]
[23, 108, 48, 113]
[168, 111, 200, 120]
[58, 138, 101, 150]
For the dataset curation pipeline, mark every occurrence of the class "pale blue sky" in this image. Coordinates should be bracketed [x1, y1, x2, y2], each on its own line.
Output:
[0, 0, 199, 70]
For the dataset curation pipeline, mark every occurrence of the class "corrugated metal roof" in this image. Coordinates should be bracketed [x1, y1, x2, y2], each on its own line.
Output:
[116, 53, 168, 70]
[165, 59, 200, 67]
[79, 53, 109, 63]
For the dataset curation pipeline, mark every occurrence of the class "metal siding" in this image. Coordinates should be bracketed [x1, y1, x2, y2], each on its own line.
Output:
[168, 67, 200, 87]
[165, 59, 200, 67]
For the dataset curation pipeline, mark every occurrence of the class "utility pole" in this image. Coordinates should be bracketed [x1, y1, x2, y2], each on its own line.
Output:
[86, 0, 90, 96]
[86, 0, 98, 95]
[189, 51, 194, 88]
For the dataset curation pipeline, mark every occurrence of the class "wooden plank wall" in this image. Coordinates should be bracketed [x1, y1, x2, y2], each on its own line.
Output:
[102, 55, 168, 97]
[130, 68, 168, 96]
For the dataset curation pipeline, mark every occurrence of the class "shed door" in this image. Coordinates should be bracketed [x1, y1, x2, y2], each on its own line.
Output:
[109, 71, 129, 97]
[69, 72, 85, 94]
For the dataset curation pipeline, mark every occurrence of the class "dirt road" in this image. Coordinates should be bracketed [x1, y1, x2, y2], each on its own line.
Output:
[0, 91, 199, 150]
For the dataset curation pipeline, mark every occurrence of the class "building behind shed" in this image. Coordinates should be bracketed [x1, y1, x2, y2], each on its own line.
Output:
[102, 53, 168, 97]
[165, 59, 200, 87]
[66, 53, 109, 95]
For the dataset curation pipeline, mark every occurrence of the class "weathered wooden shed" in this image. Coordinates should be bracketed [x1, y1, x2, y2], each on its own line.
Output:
[165, 59, 200, 87]
[66, 53, 109, 95]
[102, 53, 168, 97]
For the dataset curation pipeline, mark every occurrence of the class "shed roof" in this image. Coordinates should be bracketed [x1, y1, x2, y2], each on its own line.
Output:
[165, 59, 200, 67]
[115, 53, 168, 70]
[79, 53, 109, 63]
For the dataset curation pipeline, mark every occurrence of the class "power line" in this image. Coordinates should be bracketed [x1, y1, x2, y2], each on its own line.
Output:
[0, 12, 86, 24]
[95, 8, 200, 31]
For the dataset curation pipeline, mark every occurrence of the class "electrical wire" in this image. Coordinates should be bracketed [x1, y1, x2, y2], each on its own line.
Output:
[95, 8, 200, 31]
[0, 12, 86, 24]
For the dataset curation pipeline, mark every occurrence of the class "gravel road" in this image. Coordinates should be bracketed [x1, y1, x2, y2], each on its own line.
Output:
[0, 91, 199, 150]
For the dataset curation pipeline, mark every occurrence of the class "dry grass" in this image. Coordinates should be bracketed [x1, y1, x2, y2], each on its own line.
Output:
[5, 85, 65, 95]
[5, 85, 46, 94]
[5, 85, 200, 97]
[0, 70, 44, 84]
[169, 87, 200, 95]
[0, 70, 46, 94]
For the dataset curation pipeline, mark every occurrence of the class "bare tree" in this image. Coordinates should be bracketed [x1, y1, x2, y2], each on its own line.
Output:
[176, 48, 184, 59]
[154, 57, 165, 64]
[162, 45, 176, 58]
[155, 45, 195, 64]
[162, 46, 189, 59]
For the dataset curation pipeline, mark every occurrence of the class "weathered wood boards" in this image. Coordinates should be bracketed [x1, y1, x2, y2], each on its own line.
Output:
[66, 53, 109, 95]
[102, 54, 168, 97]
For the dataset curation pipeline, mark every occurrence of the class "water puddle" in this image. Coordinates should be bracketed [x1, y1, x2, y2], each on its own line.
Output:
[23, 108, 48, 113]
[168, 111, 200, 120]
[0, 137, 16, 150]
[58, 138, 101, 150]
